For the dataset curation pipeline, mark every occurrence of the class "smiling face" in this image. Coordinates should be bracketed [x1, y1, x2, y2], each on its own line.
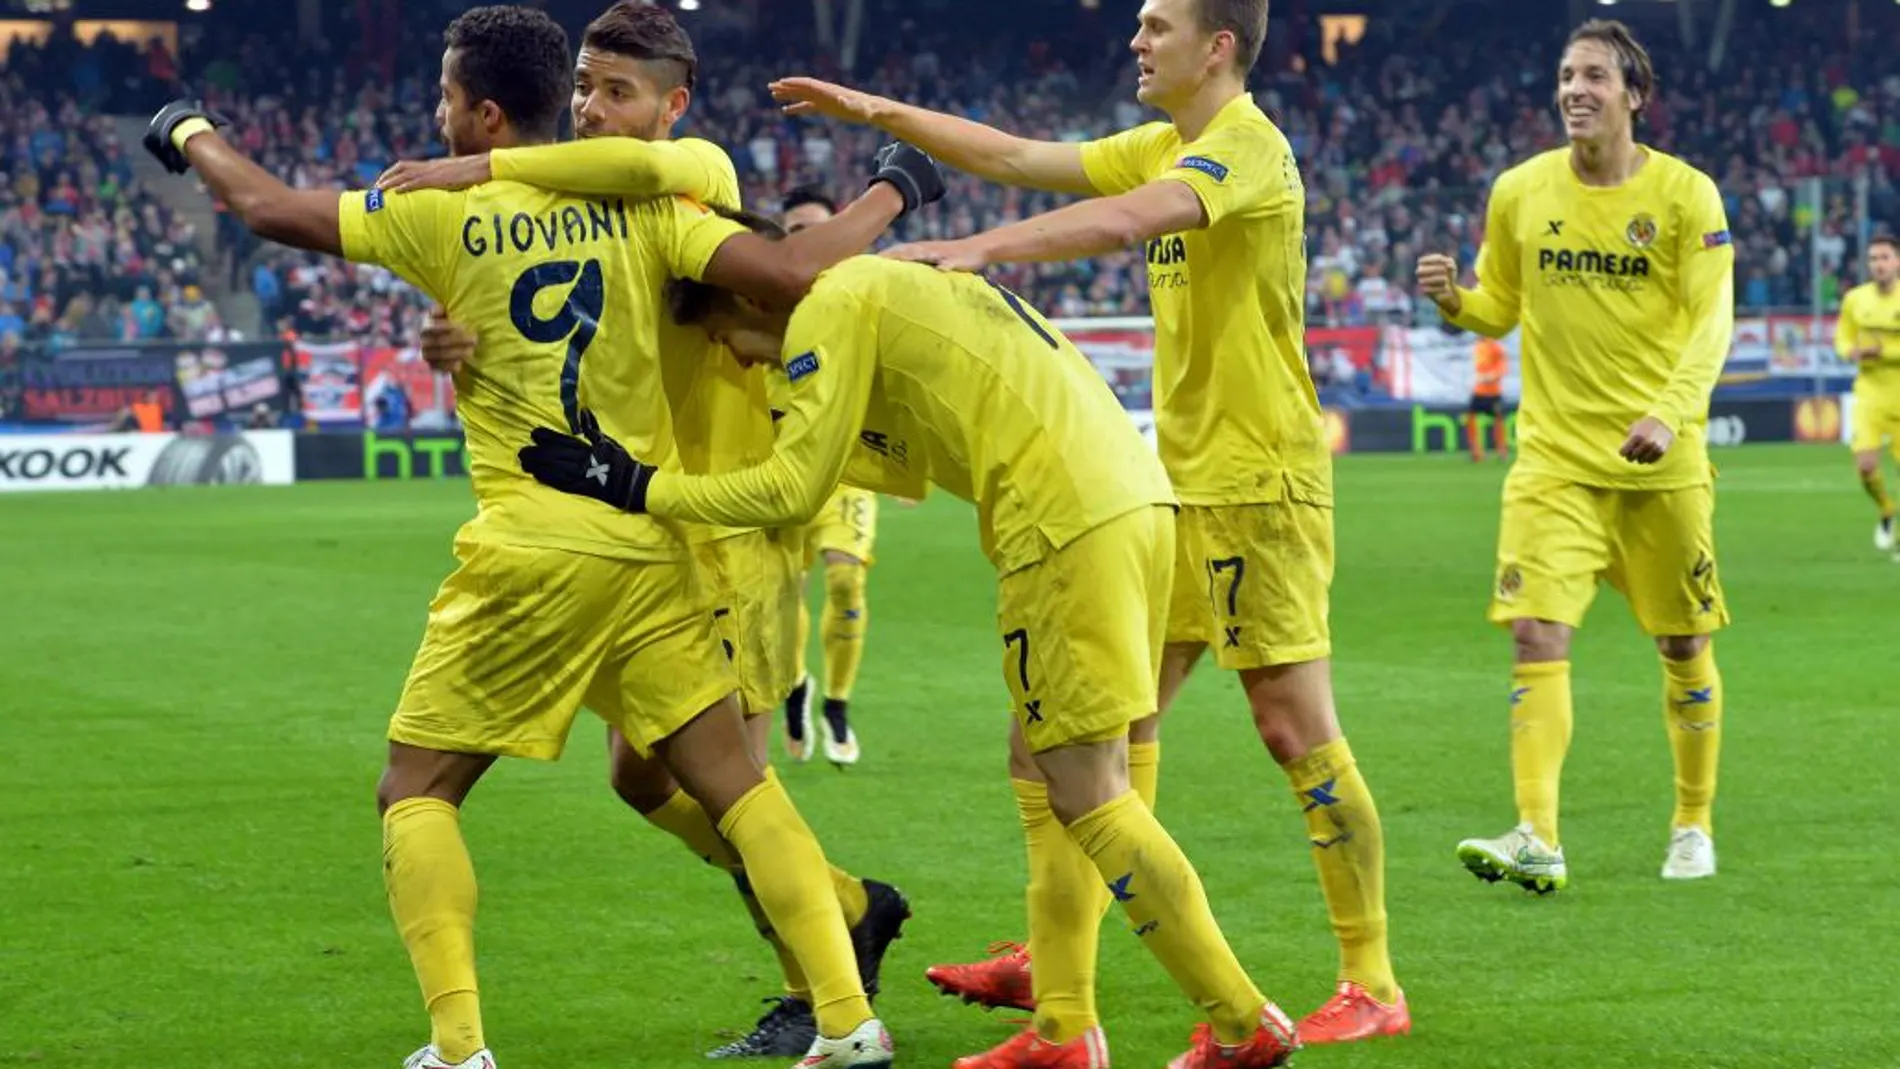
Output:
[1557, 37, 1639, 147]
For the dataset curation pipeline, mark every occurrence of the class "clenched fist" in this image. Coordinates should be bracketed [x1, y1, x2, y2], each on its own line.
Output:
[1416, 253, 1462, 317]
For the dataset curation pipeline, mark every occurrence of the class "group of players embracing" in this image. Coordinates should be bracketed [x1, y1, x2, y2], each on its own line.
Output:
[145, 0, 1742, 1065]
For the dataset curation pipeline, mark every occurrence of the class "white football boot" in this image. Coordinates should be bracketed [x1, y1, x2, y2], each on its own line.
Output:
[1661, 826, 1717, 880]
[796, 1017, 894, 1068]
[402, 1046, 494, 1069]
[821, 700, 861, 766]
[1456, 822, 1569, 893]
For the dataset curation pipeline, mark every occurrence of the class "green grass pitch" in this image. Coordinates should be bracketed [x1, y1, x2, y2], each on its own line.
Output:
[2, 443, 1896, 1068]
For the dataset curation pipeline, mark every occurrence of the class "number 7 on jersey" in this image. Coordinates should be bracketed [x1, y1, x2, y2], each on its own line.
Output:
[510, 259, 605, 433]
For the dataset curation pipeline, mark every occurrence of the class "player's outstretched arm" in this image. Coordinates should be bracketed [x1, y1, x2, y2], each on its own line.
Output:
[376, 137, 732, 205]
[884, 180, 1205, 273]
[700, 145, 944, 310]
[145, 100, 343, 257]
[770, 76, 1095, 195]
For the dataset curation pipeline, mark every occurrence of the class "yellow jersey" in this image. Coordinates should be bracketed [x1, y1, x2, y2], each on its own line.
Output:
[644, 257, 1178, 574]
[493, 135, 777, 546]
[337, 179, 746, 559]
[1836, 281, 1900, 392]
[1079, 93, 1328, 506]
[1450, 147, 1735, 490]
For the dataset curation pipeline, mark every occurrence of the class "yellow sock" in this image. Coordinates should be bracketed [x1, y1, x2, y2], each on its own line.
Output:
[821, 560, 867, 701]
[1129, 740, 1160, 811]
[831, 865, 869, 928]
[760, 768, 870, 928]
[733, 870, 813, 1001]
[1662, 644, 1723, 833]
[795, 581, 812, 680]
[718, 777, 871, 1038]
[1013, 779, 1106, 1043]
[1861, 469, 1895, 517]
[383, 798, 484, 1062]
[644, 788, 741, 871]
[1284, 738, 1396, 1004]
[1067, 792, 1264, 1045]
[1511, 660, 1573, 846]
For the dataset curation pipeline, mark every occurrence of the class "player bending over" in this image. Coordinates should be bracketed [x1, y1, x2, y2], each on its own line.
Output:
[378, 4, 913, 1057]
[142, 6, 940, 1065]
[517, 230, 1302, 1069]
[778, 187, 882, 767]
[769, 0, 1405, 1047]
[1416, 18, 1735, 891]
[1834, 234, 1900, 555]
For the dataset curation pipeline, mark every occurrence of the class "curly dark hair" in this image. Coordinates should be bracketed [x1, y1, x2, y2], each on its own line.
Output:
[444, 6, 571, 141]
[783, 185, 838, 217]
[583, 1, 698, 92]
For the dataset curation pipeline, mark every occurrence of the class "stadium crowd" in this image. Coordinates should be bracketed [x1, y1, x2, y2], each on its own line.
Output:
[1, 4, 1896, 358]
[0, 31, 234, 353]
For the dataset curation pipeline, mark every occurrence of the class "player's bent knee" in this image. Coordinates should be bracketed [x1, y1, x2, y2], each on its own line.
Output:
[1239, 659, 1340, 764]
[1656, 633, 1710, 661]
[1856, 451, 1881, 477]
[1007, 718, 1042, 782]
[655, 692, 764, 821]
[376, 742, 494, 814]
[1034, 739, 1131, 825]
[822, 550, 865, 568]
[1511, 618, 1574, 664]
[607, 730, 681, 815]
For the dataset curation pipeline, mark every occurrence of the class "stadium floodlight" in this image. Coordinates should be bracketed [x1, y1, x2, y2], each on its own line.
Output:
[679, 0, 699, 8]
[184, 0, 210, 10]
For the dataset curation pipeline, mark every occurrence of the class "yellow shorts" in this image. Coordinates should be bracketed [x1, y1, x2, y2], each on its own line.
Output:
[1850, 383, 1900, 455]
[1165, 501, 1334, 669]
[804, 486, 878, 566]
[762, 526, 807, 703]
[996, 506, 1174, 753]
[391, 537, 739, 761]
[695, 530, 799, 716]
[1490, 470, 1729, 637]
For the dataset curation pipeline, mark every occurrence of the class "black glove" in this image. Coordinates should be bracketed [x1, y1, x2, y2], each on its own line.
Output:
[869, 142, 946, 217]
[517, 410, 655, 513]
[143, 99, 231, 175]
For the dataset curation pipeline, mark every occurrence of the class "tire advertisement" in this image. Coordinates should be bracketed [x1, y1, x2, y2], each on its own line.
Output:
[0, 431, 295, 493]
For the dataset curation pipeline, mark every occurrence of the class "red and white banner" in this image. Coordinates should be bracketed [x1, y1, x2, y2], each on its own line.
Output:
[294, 340, 457, 427]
